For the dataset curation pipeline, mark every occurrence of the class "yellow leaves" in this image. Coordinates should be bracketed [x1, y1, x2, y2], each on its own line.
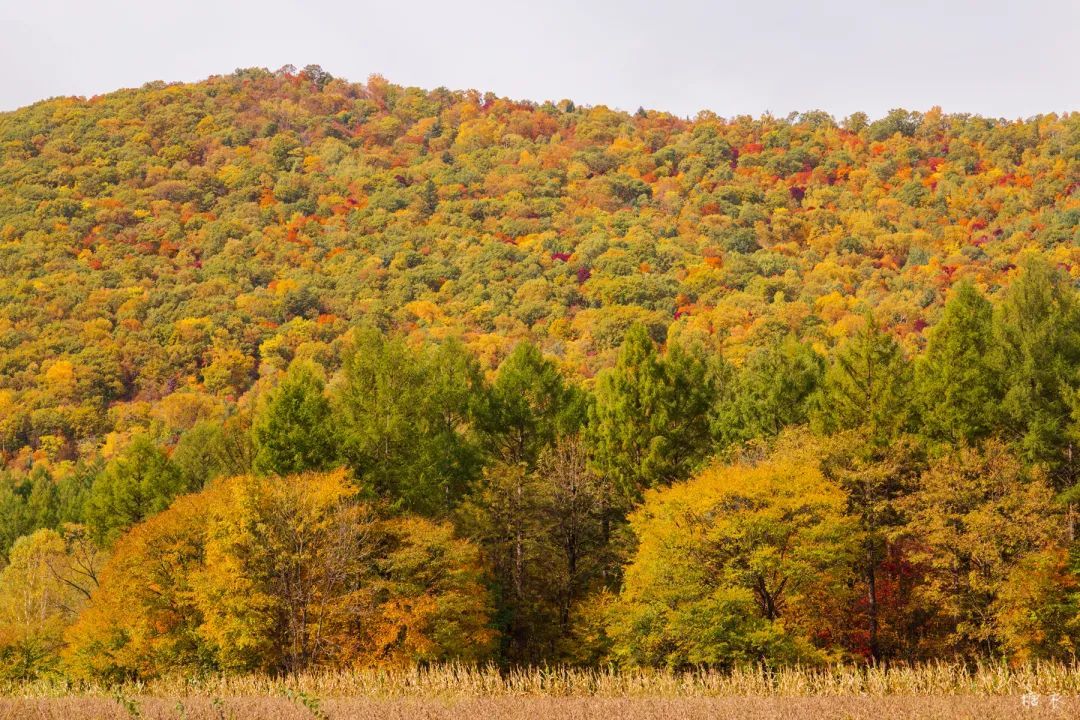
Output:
[172, 316, 213, 340]
[43, 360, 76, 393]
[271, 278, 299, 297]
[612, 431, 854, 667]
[151, 391, 225, 431]
[66, 471, 493, 679]
[216, 163, 244, 187]
[814, 291, 855, 326]
[404, 300, 444, 325]
[368, 594, 440, 666]
[195, 115, 217, 135]
[0, 528, 91, 662]
[454, 117, 499, 152]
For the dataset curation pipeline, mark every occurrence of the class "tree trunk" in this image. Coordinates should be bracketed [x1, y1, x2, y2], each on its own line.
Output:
[866, 541, 880, 664]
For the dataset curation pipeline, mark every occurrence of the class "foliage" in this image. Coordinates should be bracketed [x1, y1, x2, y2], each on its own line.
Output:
[588, 326, 716, 499]
[900, 442, 1062, 656]
[84, 436, 191, 543]
[334, 329, 484, 515]
[914, 282, 1002, 446]
[251, 360, 338, 477]
[0, 527, 101, 680]
[609, 432, 855, 668]
[0, 70, 1079, 677]
[63, 471, 494, 680]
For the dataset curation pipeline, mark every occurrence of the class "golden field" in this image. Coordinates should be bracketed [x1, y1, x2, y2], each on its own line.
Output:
[3, 663, 1079, 719]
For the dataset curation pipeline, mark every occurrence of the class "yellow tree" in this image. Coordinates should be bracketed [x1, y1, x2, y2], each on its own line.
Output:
[609, 432, 857, 668]
[63, 489, 220, 682]
[65, 472, 495, 679]
[0, 527, 101, 679]
[902, 442, 1064, 657]
[193, 470, 376, 672]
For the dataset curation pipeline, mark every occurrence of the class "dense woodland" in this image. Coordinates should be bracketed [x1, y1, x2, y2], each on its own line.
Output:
[0, 66, 1079, 681]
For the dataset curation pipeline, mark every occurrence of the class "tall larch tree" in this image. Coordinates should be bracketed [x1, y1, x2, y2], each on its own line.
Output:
[915, 281, 1002, 446]
[994, 256, 1080, 488]
[252, 360, 338, 477]
[588, 325, 716, 500]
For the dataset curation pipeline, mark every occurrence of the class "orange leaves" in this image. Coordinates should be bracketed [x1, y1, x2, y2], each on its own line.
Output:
[65, 473, 495, 679]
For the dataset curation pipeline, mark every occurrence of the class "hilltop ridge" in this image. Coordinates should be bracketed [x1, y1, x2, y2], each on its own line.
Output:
[0, 65, 1076, 465]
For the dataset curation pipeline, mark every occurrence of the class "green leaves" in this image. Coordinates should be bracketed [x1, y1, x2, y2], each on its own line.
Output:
[252, 360, 338, 478]
[915, 281, 1001, 446]
[334, 330, 484, 516]
[716, 335, 823, 447]
[993, 257, 1080, 486]
[85, 435, 190, 544]
[812, 315, 912, 444]
[587, 325, 717, 500]
[478, 341, 584, 471]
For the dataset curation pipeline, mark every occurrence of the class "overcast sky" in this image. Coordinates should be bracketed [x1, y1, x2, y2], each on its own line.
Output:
[1, 0, 1076, 119]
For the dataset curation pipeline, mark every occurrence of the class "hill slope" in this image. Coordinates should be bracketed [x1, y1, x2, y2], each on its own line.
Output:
[0, 66, 1077, 464]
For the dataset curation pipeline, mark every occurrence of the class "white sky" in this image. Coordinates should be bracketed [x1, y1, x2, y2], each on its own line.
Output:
[1, 0, 1077, 119]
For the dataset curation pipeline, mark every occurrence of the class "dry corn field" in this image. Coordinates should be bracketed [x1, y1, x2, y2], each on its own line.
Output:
[3, 663, 1080, 719]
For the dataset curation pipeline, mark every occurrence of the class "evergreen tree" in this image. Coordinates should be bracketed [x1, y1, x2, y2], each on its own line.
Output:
[55, 461, 98, 527]
[915, 282, 1002, 446]
[812, 316, 919, 661]
[716, 335, 824, 446]
[588, 325, 716, 500]
[335, 330, 484, 515]
[252, 360, 337, 477]
[477, 341, 584, 471]
[84, 435, 189, 543]
[24, 467, 58, 533]
[994, 256, 1080, 487]
[812, 314, 912, 444]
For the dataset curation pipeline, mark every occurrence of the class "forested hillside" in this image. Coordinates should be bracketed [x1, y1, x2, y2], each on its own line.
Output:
[1, 66, 1079, 680]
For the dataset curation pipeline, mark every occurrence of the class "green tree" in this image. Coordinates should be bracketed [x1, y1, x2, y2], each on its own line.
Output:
[915, 282, 1002, 446]
[171, 420, 232, 490]
[820, 433, 923, 662]
[334, 330, 484, 515]
[588, 326, 716, 500]
[477, 341, 584, 471]
[995, 256, 1080, 487]
[84, 436, 189, 543]
[458, 435, 623, 663]
[252, 360, 338, 477]
[716, 335, 824, 446]
[812, 314, 912, 444]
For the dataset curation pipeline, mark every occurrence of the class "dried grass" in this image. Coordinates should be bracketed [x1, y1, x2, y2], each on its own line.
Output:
[3, 663, 1080, 719]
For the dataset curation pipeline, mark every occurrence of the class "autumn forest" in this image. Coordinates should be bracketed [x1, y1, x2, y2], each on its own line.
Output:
[0, 65, 1079, 684]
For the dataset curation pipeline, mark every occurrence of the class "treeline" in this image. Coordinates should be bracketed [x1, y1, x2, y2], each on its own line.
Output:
[0, 67, 1077, 476]
[4, 255, 1080, 679]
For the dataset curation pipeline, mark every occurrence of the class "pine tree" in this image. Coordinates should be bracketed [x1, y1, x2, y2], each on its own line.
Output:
[994, 256, 1080, 487]
[915, 282, 1002, 446]
[252, 360, 337, 477]
[85, 435, 189, 543]
[477, 341, 584, 471]
[812, 314, 912, 444]
[587, 325, 716, 499]
[717, 335, 824, 446]
[334, 329, 484, 515]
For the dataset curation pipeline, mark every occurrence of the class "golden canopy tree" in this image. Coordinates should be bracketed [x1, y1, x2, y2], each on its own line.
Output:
[901, 442, 1065, 657]
[64, 471, 495, 680]
[608, 432, 857, 669]
[0, 526, 102, 680]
